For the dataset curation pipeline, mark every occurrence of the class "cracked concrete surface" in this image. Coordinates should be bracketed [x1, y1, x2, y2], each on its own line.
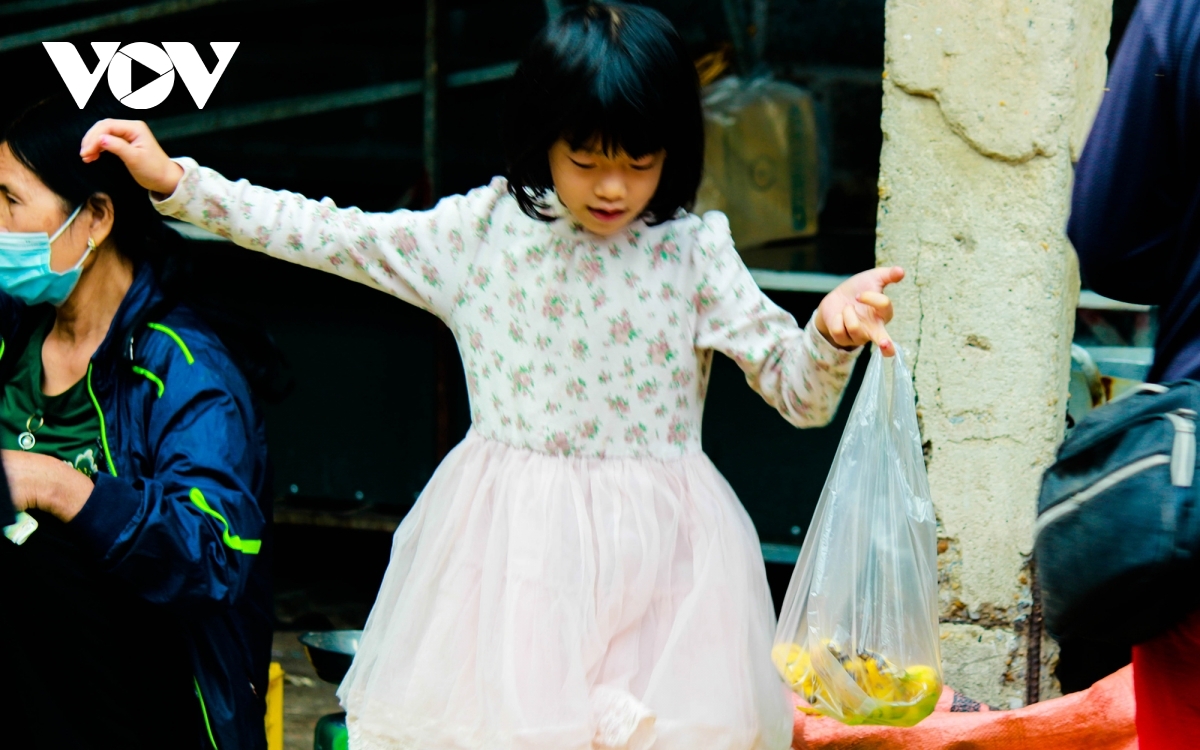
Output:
[876, 0, 1110, 706]
[884, 0, 1109, 163]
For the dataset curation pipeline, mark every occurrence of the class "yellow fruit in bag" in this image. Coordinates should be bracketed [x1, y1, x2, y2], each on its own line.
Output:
[773, 349, 942, 729]
[772, 641, 941, 727]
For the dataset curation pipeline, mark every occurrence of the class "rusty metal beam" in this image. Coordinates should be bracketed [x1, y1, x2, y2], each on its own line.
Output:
[149, 61, 517, 142]
[149, 80, 424, 141]
[0, 0, 242, 53]
[747, 269, 1152, 312]
[446, 61, 517, 88]
[752, 0, 769, 64]
[0, 0, 109, 17]
[424, 0, 439, 201]
[719, 0, 751, 73]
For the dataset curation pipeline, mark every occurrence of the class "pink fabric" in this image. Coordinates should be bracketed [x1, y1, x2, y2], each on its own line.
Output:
[340, 431, 794, 750]
[793, 666, 1137, 749]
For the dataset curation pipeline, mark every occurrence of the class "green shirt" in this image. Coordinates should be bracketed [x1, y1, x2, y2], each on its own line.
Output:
[0, 317, 101, 478]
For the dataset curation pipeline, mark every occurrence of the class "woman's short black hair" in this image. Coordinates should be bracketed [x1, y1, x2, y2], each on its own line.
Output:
[2, 95, 294, 403]
[3, 94, 168, 265]
[503, 1, 704, 224]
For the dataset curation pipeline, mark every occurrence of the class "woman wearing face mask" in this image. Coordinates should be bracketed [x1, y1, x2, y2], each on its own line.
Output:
[0, 95, 273, 750]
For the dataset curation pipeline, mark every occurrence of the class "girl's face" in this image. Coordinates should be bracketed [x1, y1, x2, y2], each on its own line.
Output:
[548, 139, 665, 236]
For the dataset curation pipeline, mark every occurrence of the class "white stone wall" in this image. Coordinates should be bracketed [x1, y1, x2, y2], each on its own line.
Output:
[875, 0, 1111, 708]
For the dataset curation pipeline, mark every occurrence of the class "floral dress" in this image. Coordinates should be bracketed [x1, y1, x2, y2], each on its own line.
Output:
[155, 162, 860, 750]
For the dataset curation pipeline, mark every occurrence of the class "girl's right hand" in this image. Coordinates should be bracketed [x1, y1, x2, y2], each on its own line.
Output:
[79, 119, 184, 198]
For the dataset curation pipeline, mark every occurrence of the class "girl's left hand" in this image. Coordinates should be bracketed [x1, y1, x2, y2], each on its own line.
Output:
[2, 450, 93, 522]
[815, 266, 905, 356]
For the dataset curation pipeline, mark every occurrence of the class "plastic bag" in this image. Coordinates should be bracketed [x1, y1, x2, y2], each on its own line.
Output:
[694, 76, 825, 248]
[773, 346, 942, 727]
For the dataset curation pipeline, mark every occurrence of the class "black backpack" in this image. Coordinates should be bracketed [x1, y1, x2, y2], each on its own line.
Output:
[1035, 381, 1200, 644]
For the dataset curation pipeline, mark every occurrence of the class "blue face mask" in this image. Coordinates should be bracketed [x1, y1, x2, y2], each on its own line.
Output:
[0, 204, 91, 307]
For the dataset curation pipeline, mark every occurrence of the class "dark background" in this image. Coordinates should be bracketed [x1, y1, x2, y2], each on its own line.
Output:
[0, 0, 1139, 625]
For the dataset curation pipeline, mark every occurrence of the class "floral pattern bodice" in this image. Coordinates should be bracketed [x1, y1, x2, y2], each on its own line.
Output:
[156, 162, 859, 459]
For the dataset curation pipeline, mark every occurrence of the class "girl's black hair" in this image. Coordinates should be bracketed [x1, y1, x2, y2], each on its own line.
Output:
[2, 94, 293, 403]
[503, 1, 704, 224]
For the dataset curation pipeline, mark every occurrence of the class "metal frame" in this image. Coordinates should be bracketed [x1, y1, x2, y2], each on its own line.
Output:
[0, 0, 111, 17]
[2, 0, 528, 204]
[749, 268, 1150, 312]
[751, 0, 769, 63]
[168, 220, 1147, 315]
[0, 0, 242, 53]
[721, 0, 771, 75]
[424, 0, 439, 199]
[147, 62, 518, 142]
[720, 0, 752, 73]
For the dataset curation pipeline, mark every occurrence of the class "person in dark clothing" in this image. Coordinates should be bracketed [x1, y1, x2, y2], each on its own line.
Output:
[1068, 0, 1200, 745]
[0, 95, 273, 750]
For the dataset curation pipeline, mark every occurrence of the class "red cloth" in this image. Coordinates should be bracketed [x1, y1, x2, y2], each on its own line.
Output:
[1133, 609, 1200, 749]
[792, 665, 1137, 749]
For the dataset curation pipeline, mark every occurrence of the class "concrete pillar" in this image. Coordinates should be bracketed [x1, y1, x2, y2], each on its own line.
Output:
[874, 0, 1111, 707]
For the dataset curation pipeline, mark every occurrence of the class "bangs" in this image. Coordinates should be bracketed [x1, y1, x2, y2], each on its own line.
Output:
[503, 2, 704, 224]
[560, 100, 668, 160]
[558, 55, 672, 159]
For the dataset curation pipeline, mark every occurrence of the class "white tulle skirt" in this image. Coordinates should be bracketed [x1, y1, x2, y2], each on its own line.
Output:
[338, 430, 793, 750]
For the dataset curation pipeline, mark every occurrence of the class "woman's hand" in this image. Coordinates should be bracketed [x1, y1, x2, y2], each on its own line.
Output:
[2, 450, 93, 522]
[79, 119, 183, 197]
[815, 266, 905, 356]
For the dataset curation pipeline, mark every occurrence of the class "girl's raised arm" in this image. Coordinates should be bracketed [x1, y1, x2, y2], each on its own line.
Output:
[81, 119, 495, 318]
[691, 213, 899, 428]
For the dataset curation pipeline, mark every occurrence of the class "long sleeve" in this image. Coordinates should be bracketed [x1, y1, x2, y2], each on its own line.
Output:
[153, 158, 506, 319]
[1068, 6, 1179, 303]
[691, 212, 861, 427]
[70, 338, 264, 611]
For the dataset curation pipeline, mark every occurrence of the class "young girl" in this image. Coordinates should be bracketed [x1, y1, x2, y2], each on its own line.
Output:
[84, 4, 901, 748]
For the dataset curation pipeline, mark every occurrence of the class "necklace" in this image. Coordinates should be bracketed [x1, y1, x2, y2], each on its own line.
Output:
[18, 410, 43, 451]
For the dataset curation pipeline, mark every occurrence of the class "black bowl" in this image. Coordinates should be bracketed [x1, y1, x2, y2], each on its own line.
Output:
[298, 630, 362, 684]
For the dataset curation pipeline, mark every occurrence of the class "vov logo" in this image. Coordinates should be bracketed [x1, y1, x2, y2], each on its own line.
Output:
[43, 42, 239, 110]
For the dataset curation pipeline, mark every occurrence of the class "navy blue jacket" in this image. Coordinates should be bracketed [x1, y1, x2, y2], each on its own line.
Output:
[0, 263, 272, 749]
[1069, 0, 1200, 381]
